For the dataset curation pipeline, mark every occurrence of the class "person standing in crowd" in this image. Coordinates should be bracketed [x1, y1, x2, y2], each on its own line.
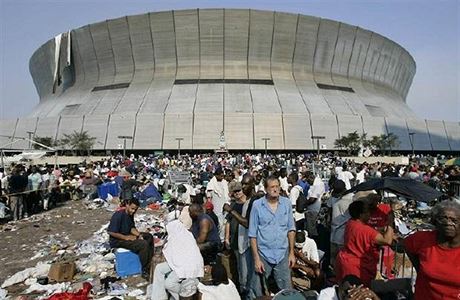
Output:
[403, 201, 460, 300]
[278, 168, 289, 196]
[27, 166, 43, 215]
[8, 165, 28, 221]
[107, 198, 153, 278]
[288, 172, 306, 230]
[119, 169, 141, 205]
[335, 200, 394, 287]
[206, 168, 230, 241]
[189, 203, 221, 265]
[305, 173, 325, 241]
[248, 175, 296, 297]
[337, 165, 354, 190]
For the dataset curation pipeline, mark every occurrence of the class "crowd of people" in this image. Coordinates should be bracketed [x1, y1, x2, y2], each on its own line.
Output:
[1, 152, 460, 299]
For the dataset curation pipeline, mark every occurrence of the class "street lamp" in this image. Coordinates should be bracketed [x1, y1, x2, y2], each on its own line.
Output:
[117, 135, 133, 158]
[311, 136, 326, 160]
[261, 138, 270, 156]
[175, 137, 184, 157]
[408, 132, 416, 157]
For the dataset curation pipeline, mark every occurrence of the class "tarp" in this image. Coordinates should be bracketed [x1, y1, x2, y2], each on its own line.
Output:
[346, 177, 443, 203]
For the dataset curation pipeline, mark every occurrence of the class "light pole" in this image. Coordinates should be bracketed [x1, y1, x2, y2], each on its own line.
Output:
[175, 137, 184, 157]
[311, 136, 326, 160]
[261, 138, 270, 156]
[26, 131, 34, 149]
[408, 132, 416, 157]
[117, 135, 133, 158]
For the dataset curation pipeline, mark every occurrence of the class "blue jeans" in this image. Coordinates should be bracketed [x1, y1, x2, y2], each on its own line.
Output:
[250, 250, 292, 298]
[235, 248, 254, 295]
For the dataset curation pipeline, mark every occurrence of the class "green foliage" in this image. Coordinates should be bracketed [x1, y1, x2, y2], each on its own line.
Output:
[334, 131, 399, 156]
[58, 130, 96, 155]
[368, 133, 400, 155]
[32, 136, 56, 150]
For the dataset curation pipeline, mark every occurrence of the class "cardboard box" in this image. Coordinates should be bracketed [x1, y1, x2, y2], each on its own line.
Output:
[48, 262, 76, 282]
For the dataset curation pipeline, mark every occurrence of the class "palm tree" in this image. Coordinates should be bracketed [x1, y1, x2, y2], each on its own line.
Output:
[59, 130, 96, 155]
[32, 136, 56, 150]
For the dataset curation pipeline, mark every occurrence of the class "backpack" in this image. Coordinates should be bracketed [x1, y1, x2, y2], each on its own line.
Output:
[295, 187, 308, 213]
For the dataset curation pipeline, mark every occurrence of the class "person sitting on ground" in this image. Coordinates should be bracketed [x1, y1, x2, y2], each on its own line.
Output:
[189, 203, 221, 265]
[107, 198, 153, 278]
[197, 262, 241, 300]
[318, 274, 380, 300]
[292, 230, 323, 291]
[151, 220, 203, 300]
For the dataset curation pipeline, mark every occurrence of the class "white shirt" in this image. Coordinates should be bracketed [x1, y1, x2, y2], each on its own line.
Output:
[197, 280, 240, 300]
[301, 236, 319, 263]
[307, 177, 325, 213]
[356, 169, 366, 184]
[318, 286, 339, 300]
[289, 185, 305, 222]
[337, 171, 354, 190]
[279, 176, 289, 194]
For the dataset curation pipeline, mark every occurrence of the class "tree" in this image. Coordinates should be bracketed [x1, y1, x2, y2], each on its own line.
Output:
[369, 133, 399, 155]
[334, 131, 367, 156]
[32, 136, 56, 150]
[59, 130, 96, 155]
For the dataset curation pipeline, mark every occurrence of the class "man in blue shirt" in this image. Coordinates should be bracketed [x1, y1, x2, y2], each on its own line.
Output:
[248, 175, 296, 297]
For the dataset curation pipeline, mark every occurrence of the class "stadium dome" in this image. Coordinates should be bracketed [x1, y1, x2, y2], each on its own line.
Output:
[1, 9, 459, 151]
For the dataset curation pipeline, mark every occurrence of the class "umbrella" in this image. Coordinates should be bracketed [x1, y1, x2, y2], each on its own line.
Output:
[445, 158, 460, 166]
[346, 177, 443, 203]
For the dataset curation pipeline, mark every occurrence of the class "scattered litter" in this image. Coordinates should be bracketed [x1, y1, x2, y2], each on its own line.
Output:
[23, 282, 70, 296]
[0, 288, 7, 299]
[1, 261, 51, 288]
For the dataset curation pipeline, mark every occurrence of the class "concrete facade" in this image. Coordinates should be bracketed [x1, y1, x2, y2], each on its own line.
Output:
[1, 9, 458, 151]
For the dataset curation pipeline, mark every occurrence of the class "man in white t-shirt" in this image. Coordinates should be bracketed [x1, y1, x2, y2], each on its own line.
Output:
[288, 173, 305, 230]
[305, 174, 325, 238]
[337, 165, 354, 190]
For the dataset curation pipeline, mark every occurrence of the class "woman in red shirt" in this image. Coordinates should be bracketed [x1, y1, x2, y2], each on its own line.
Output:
[335, 200, 394, 286]
[404, 201, 460, 300]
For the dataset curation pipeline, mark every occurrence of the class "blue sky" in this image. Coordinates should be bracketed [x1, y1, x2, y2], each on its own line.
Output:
[0, 0, 458, 121]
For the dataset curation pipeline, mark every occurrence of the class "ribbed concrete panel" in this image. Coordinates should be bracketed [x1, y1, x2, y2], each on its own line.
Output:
[361, 116, 387, 138]
[73, 26, 99, 85]
[150, 11, 176, 75]
[56, 116, 83, 140]
[224, 9, 249, 79]
[313, 19, 339, 85]
[133, 113, 164, 149]
[283, 114, 313, 149]
[383, 44, 402, 88]
[321, 90, 353, 115]
[224, 84, 252, 113]
[165, 84, 197, 113]
[195, 84, 223, 112]
[337, 115, 363, 137]
[107, 17, 134, 83]
[29, 40, 55, 100]
[82, 115, 109, 150]
[13, 118, 38, 149]
[254, 113, 284, 149]
[250, 85, 281, 113]
[273, 78, 307, 113]
[293, 15, 319, 76]
[105, 114, 136, 149]
[35, 117, 60, 141]
[339, 92, 370, 116]
[90, 21, 115, 85]
[248, 10, 274, 79]
[140, 78, 174, 113]
[444, 121, 460, 151]
[199, 9, 224, 79]
[224, 113, 253, 149]
[310, 114, 339, 149]
[406, 119, 432, 151]
[374, 37, 394, 86]
[0, 119, 18, 149]
[426, 120, 450, 151]
[74, 91, 106, 115]
[174, 9, 200, 79]
[296, 84, 332, 114]
[114, 80, 151, 114]
[163, 113, 193, 149]
[271, 12, 297, 73]
[348, 28, 371, 81]
[193, 113, 223, 149]
[385, 117, 411, 150]
[363, 33, 385, 83]
[127, 14, 154, 71]
[91, 89, 127, 115]
[331, 23, 356, 87]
